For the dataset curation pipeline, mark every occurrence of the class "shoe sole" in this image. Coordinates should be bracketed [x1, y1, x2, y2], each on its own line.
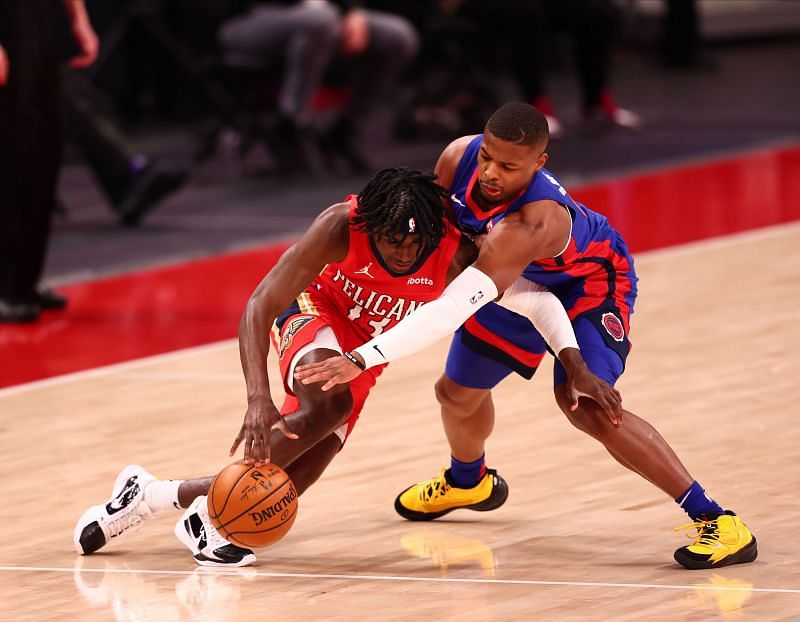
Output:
[193, 551, 256, 568]
[394, 475, 509, 521]
[674, 535, 758, 570]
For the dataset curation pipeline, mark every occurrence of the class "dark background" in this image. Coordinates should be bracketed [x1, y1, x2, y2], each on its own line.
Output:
[48, 0, 800, 283]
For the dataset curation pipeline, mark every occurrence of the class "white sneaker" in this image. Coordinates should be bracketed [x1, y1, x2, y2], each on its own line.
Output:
[174, 496, 256, 567]
[74, 465, 156, 554]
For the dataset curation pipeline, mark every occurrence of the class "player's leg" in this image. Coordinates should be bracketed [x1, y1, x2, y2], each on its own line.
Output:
[168, 396, 350, 507]
[73, 320, 351, 556]
[436, 376, 495, 464]
[174, 322, 382, 567]
[168, 326, 354, 507]
[174, 433, 345, 568]
[159, 388, 348, 514]
[552, 313, 756, 569]
[552, 322, 694, 495]
[171, 325, 354, 506]
[283, 432, 343, 494]
[393, 326, 532, 520]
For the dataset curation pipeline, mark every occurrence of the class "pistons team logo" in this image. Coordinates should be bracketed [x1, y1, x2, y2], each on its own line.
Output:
[601, 312, 625, 342]
[279, 315, 315, 357]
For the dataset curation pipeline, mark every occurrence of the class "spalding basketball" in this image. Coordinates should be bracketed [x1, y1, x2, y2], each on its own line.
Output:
[207, 461, 298, 548]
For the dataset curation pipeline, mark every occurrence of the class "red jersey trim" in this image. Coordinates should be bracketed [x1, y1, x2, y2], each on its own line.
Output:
[464, 168, 517, 220]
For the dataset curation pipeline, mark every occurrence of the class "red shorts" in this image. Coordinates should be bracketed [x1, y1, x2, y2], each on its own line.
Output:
[270, 305, 384, 442]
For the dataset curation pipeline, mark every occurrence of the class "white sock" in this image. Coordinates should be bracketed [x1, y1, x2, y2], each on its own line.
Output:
[144, 479, 183, 513]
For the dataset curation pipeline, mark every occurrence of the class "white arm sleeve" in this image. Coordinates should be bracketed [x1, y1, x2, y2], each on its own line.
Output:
[352, 266, 498, 369]
[496, 276, 579, 355]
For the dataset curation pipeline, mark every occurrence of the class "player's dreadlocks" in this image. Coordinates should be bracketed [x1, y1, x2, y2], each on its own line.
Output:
[486, 101, 549, 147]
[353, 167, 451, 248]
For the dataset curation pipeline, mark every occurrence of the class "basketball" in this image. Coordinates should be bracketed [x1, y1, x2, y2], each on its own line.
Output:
[207, 461, 299, 548]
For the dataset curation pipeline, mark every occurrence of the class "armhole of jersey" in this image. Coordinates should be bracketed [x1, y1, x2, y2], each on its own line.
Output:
[554, 204, 573, 258]
[342, 197, 360, 265]
[453, 136, 482, 186]
[445, 223, 463, 267]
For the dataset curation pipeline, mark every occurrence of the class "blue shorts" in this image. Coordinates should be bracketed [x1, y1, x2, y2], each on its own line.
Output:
[445, 312, 628, 390]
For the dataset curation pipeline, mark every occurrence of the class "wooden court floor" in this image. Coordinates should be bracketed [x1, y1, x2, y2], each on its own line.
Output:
[1, 224, 799, 621]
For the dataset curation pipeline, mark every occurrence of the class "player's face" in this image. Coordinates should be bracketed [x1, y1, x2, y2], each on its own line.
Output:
[477, 131, 548, 204]
[374, 233, 424, 274]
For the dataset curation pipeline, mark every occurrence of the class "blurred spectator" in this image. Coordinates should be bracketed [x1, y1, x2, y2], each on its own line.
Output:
[217, 0, 419, 173]
[662, 0, 710, 70]
[472, 0, 642, 137]
[64, 69, 186, 226]
[0, 0, 98, 323]
[398, 0, 641, 139]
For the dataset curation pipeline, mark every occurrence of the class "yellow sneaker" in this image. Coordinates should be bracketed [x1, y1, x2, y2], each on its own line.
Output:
[674, 511, 757, 569]
[394, 468, 508, 521]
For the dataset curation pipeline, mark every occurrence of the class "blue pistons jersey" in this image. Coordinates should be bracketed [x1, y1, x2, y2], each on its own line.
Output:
[447, 135, 639, 384]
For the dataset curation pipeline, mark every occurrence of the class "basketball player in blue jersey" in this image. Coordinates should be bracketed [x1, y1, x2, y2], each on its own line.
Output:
[294, 102, 757, 570]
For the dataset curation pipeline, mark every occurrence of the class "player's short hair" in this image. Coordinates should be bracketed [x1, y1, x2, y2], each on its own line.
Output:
[485, 102, 549, 148]
[353, 167, 451, 248]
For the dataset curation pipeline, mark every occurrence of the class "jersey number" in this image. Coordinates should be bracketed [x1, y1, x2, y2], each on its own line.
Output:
[348, 304, 392, 337]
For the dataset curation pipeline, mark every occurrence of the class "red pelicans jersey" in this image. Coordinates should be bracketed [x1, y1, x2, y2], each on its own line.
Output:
[276, 195, 462, 353]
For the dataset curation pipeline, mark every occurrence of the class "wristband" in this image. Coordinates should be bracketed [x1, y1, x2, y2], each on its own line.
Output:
[343, 351, 366, 371]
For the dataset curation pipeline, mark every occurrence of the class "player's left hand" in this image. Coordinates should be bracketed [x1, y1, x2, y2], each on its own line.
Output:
[69, 19, 99, 69]
[294, 354, 361, 391]
[567, 364, 623, 425]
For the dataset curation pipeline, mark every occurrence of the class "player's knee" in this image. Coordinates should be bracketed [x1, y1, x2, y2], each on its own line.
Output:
[434, 375, 458, 408]
[298, 381, 353, 429]
[435, 375, 484, 415]
[555, 389, 612, 438]
[326, 386, 353, 427]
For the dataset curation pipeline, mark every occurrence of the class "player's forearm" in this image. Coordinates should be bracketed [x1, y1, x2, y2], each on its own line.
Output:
[61, 0, 91, 27]
[555, 346, 587, 375]
[238, 298, 276, 400]
[495, 276, 579, 356]
[352, 266, 498, 368]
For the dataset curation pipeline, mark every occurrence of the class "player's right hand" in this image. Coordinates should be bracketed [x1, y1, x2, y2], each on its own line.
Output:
[230, 395, 298, 465]
[567, 365, 623, 426]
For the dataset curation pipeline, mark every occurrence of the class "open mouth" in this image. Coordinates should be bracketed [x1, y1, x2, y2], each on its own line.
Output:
[479, 181, 502, 198]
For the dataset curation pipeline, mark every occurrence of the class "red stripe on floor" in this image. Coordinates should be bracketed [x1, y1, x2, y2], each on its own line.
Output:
[1, 145, 798, 388]
[573, 145, 800, 253]
[0, 242, 291, 388]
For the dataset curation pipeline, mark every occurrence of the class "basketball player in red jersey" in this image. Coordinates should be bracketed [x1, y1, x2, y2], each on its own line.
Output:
[295, 104, 757, 570]
[73, 167, 620, 567]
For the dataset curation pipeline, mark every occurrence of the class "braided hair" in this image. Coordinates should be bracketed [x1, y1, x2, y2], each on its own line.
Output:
[353, 167, 451, 248]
